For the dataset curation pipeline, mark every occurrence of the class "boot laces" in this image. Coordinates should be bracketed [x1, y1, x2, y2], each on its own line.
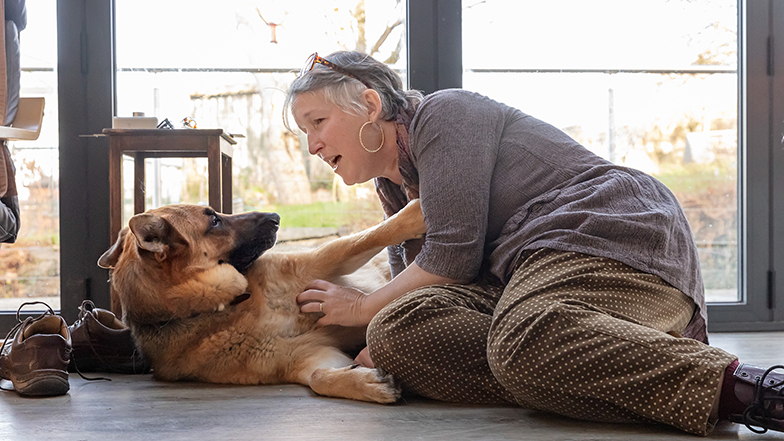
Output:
[1, 301, 56, 357]
[70, 300, 112, 382]
[742, 365, 784, 434]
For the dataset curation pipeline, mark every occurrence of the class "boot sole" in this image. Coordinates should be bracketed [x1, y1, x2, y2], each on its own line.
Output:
[11, 370, 69, 397]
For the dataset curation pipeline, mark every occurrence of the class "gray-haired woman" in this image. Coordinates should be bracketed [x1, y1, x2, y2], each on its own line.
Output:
[287, 50, 783, 436]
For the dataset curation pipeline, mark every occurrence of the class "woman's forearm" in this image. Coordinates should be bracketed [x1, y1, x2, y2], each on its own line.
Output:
[362, 262, 460, 321]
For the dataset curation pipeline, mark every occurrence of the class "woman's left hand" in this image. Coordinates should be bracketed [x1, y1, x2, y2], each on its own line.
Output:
[297, 279, 372, 327]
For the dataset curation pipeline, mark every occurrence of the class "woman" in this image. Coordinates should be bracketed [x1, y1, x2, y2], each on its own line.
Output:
[286, 51, 783, 436]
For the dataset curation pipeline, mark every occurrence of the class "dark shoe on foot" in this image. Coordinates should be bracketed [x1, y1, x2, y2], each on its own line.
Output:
[0, 302, 71, 397]
[68, 300, 150, 374]
[728, 363, 784, 433]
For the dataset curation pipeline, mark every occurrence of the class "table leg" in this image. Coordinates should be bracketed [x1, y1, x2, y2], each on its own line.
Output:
[108, 144, 123, 244]
[134, 153, 146, 214]
[222, 153, 232, 213]
[207, 137, 221, 212]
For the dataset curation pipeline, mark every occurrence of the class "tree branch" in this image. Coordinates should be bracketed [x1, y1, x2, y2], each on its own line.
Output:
[369, 18, 403, 56]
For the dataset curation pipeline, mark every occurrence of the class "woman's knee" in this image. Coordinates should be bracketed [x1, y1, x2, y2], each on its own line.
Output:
[366, 301, 399, 363]
[370, 284, 490, 337]
[487, 300, 581, 387]
[366, 286, 445, 365]
[368, 284, 493, 370]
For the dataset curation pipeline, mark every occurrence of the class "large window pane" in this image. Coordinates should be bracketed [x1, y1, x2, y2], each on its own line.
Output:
[0, 1, 59, 311]
[463, 0, 738, 303]
[114, 0, 406, 240]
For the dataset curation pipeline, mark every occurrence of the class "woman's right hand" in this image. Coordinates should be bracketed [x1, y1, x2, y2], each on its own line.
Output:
[297, 279, 375, 327]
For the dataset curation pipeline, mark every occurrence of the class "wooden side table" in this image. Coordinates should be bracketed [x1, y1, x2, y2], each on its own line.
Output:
[103, 128, 236, 243]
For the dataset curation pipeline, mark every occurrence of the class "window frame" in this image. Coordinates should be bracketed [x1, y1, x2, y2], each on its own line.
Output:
[0, 0, 769, 333]
[706, 0, 776, 331]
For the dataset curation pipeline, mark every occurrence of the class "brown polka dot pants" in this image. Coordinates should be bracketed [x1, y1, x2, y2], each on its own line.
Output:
[367, 248, 737, 436]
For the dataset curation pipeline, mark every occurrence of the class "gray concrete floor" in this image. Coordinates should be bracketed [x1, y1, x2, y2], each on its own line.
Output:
[0, 332, 783, 440]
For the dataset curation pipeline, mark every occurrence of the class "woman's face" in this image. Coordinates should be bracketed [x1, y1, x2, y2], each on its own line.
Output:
[292, 90, 380, 186]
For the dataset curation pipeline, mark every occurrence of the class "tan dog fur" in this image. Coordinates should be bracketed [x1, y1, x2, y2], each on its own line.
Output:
[98, 200, 425, 403]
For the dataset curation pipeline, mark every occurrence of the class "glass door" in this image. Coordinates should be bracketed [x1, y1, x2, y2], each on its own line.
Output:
[463, 0, 740, 305]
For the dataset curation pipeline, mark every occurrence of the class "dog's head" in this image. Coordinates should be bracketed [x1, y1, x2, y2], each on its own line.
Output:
[98, 205, 280, 324]
[100, 205, 280, 274]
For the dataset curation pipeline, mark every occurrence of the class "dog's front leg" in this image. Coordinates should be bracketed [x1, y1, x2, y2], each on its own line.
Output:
[293, 347, 401, 404]
[300, 199, 426, 281]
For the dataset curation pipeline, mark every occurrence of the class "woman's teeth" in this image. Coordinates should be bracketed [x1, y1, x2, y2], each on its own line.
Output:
[317, 153, 340, 171]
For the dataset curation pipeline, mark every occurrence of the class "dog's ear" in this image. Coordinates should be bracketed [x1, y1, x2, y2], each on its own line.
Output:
[128, 213, 186, 263]
[98, 227, 129, 269]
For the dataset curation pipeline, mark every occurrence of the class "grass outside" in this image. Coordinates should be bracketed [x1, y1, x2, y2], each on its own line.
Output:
[262, 199, 385, 232]
[655, 161, 736, 194]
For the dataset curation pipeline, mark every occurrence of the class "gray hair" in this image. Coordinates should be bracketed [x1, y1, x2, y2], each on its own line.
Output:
[283, 51, 423, 132]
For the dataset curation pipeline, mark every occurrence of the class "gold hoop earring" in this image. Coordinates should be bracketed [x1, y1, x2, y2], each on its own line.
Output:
[359, 121, 384, 153]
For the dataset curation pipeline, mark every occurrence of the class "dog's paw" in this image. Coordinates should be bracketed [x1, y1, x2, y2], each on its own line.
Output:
[351, 365, 401, 404]
[309, 365, 402, 404]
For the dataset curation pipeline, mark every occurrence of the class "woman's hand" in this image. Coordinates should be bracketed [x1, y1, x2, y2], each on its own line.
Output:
[297, 279, 373, 327]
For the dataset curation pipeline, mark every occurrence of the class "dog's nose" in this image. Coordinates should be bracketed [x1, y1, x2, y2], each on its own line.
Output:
[265, 213, 280, 226]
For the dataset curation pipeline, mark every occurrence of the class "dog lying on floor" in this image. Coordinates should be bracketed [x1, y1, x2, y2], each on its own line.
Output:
[97, 200, 425, 403]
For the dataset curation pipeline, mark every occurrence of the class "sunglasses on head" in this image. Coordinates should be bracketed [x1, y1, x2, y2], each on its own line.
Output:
[300, 52, 371, 89]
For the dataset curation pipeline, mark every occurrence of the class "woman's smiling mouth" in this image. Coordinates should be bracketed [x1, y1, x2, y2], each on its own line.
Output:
[319, 153, 341, 171]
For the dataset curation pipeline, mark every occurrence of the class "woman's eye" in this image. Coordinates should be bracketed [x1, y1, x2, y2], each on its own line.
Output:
[314, 118, 325, 125]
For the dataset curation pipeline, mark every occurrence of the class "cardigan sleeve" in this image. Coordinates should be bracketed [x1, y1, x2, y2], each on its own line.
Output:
[408, 90, 506, 281]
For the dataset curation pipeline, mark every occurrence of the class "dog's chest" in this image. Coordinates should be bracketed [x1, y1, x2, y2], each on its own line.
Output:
[258, 308, 312, 337]
[254, 273, 320, 334]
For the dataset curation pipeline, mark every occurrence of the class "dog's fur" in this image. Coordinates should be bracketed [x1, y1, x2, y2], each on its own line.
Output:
[98, 200, 425, 403]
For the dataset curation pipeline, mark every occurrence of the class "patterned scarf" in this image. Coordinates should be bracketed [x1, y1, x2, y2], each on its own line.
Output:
[374, 102, 423, 267]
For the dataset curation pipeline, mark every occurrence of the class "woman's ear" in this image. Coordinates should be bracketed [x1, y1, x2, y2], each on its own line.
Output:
[361, 89, 384, 121]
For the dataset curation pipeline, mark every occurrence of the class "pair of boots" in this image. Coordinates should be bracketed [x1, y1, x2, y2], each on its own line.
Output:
[0, 300, 149, 397]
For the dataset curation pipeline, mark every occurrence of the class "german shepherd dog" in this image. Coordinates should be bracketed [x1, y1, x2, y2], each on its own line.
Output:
[97, 200, 425, 403]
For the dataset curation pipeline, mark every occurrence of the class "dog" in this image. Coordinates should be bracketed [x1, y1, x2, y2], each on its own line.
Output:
[97, 200, 425, 403]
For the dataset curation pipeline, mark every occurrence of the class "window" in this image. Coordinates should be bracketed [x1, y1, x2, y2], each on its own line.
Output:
[463, 0, 740, 304]
[114, 0, 406, 238]
[46, 0, 783, 332]
[0, 0, 59, 312]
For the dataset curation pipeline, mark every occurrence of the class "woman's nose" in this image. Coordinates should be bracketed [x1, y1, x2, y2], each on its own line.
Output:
[307, 134, 321, 155]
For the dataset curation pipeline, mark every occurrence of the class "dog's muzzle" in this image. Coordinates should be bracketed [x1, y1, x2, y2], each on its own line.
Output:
[227, 212, 280, 272]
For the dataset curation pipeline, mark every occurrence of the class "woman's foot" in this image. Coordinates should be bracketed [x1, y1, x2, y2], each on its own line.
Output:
[723, 363, 784, 434]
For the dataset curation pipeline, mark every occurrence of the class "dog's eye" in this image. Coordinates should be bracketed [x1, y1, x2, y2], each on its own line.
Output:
[211, 214, 221, 227]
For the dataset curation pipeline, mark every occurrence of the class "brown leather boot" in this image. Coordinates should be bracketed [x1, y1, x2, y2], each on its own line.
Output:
[728, 363, 784, 433]
[68, 300, 150, 374]
[0, 302, 71, 397]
